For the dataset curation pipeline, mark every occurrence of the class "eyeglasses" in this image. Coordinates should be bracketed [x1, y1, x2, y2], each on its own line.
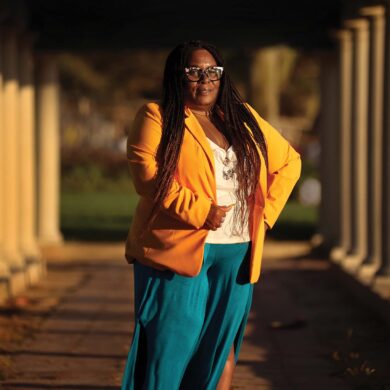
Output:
[184, 66, 224, 82]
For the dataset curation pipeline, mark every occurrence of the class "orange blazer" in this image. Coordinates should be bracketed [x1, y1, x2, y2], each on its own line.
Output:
[125, 102, 301, 283]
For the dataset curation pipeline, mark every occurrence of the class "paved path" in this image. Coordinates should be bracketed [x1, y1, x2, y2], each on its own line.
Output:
[0, 241, 389, 389]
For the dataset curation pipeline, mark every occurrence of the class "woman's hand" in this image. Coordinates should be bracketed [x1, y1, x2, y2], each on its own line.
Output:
[203, 204, 234, 231]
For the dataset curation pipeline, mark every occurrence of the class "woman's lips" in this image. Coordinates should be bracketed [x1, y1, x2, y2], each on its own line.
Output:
[197, 88, 211, 95]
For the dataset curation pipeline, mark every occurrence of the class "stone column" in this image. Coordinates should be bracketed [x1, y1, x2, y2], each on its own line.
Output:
[19, 35, 44, 284]
[250, 47, 281, 123]
[358, 6, 386, 283]
[373, 1, 390, 297]
[343, 19, 370, 273]
[318, 50, 340, 254]
[2, 28, 26, 294]
[264, 48, 280, 123]
[0, 31, 12, 300]
[36, 54, 63, 244]
[330, 30, 353, 263]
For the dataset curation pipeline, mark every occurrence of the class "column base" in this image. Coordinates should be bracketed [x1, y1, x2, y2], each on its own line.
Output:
[38, 231, 63, 245]
[356, 263, 379, 285]
[0, 262, 11, 304]
[0, 278, 10, 305]
[341, 253, 365, 273]
[356, 253, 381, 285]
[3, 250, 25, 269]
[0, 257, 47, 305]
[25, 256, 47, 285]
[0, 261, 10, 276]
[330, 246, 346, 263]
[8, 268, 27, 296]
[372, 275, 390, 300]
[22, 242, 42, 264]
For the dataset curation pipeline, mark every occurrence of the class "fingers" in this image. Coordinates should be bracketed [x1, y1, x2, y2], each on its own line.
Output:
[219, 203, 235, 211]
[204, 203, 234, 231]
[214, 204, 233, 227]
[215, 204, 234, 217]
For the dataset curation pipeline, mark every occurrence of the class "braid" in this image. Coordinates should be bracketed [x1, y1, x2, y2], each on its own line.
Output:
[148, 40, 269, 234]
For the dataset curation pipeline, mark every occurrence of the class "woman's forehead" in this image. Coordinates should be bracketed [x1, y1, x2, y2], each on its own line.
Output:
[187, 49, 217, 66]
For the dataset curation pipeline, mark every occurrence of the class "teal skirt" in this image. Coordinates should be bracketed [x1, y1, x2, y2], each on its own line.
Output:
[121, 241, 254, 390]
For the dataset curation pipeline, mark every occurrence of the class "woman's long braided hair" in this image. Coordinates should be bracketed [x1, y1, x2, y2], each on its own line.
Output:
[151, 40, 269, 234]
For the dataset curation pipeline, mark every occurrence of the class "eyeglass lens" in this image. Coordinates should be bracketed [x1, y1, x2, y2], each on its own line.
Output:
[185, 67, 223, 81]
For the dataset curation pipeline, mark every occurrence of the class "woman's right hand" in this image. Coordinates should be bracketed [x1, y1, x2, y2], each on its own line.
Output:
[203, 203, 234, 231]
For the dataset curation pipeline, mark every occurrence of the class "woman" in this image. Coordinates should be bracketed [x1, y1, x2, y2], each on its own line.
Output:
[121, 40, 301, 390]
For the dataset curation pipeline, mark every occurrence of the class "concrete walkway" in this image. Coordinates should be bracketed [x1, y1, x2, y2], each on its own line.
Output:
[0, 241, 389, 389]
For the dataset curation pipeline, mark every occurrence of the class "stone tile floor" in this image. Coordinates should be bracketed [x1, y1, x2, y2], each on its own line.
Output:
[0, 241, 389, 389]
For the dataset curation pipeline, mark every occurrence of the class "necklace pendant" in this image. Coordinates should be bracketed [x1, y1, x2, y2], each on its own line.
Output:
[223, 168, 235, 180]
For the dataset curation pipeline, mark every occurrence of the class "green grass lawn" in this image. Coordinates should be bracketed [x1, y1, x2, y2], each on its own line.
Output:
[61, 191, 139, 241]
[271, 200, 318, 240]
[61, 191, 318, 241]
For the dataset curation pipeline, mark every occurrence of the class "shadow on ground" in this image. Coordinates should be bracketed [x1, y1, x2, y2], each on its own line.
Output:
[2, 242, 389, 389]
[61, 219, 315, 242]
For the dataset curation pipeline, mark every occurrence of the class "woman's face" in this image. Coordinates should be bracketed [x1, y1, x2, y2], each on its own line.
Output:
[183, 49, 220, 110]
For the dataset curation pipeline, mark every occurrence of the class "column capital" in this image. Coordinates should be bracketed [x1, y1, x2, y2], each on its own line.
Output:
[329, 28, 353, 41]
[344, 18, 369, 31]
[360, 5, 385, 18]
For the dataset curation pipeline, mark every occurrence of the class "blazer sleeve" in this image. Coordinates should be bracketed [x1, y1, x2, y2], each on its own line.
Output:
[127, 102, 212, 229]
[246, 103, 302, 229]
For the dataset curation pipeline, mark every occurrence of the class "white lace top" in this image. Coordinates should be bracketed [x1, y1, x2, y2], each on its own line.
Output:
[205, 138, 251, 243]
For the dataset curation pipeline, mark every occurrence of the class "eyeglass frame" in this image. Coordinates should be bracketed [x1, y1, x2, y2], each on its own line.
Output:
[183, 66, 224, 82]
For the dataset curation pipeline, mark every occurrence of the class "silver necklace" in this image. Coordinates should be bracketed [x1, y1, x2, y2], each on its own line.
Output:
[222, 149, 236, 180]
